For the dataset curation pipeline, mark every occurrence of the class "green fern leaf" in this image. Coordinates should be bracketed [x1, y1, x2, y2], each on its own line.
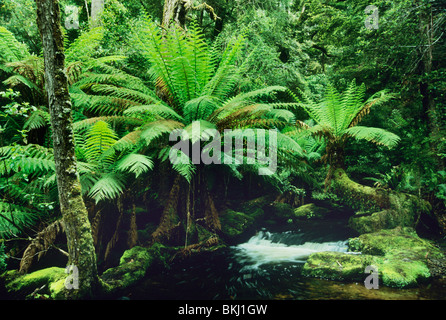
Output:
[115, 153, 154, 178]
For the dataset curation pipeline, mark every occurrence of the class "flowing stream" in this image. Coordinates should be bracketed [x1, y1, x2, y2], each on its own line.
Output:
[233, 230, 349, 269]
[130, 218, 446, 300]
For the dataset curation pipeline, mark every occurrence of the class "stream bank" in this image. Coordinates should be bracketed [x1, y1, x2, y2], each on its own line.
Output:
[1, 197, 445, 300]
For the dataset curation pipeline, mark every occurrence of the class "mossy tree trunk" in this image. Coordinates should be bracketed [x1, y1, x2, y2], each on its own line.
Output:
[162, 0, 190, 29]
[36, 0, 98, 299]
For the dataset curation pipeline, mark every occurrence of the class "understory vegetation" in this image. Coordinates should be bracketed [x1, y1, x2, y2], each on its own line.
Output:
[0, 0, 445, 299]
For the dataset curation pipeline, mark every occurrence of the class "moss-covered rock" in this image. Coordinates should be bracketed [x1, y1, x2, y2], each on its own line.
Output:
[220, 209, 256, 239]
[267, 202, 295, 221]
[219, 197, 268, 241]
[302, 252, 374, 281]
[49, 278, 68, 300]
[303, 227, 445, 288]
[100, 243, 172, 295]
[348, 227, 444, 260]
[293, 203, 330, 220]
[4, 267, 67, 299]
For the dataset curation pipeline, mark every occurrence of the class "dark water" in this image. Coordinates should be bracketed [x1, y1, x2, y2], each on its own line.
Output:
[128, 218, 446, 300]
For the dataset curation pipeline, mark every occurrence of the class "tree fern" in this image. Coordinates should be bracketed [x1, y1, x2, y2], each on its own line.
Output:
[294, 79, 400, 170]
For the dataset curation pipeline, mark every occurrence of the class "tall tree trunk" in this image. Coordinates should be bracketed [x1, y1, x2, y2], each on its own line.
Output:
[162, 0, 189, 29]
[36, 0, 98, 299]
[91, 0, 105, 28]
[418, 3, 444, 170]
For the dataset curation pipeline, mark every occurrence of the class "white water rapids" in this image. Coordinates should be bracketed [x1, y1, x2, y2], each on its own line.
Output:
[232, 230, 349, 269]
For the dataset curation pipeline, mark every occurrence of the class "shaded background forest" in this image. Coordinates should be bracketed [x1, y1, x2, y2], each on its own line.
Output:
[0, 0, 445, 274]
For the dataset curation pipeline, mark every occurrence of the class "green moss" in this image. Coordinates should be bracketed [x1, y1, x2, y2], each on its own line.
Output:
[304, 227, 444, 288]
[268, 202, 295, 221]
[376, 256, 431, 288]
[101, 246, 152, 291]
[331, 168, 385, 212]
[350, 227, 443, 288]
[302, 252, 374, 281]
[349, 227, 443, 259]
[293, 203, 330, 220]
[332, 168, 431, 234]
[5, 267, 66, 298]
[100, 243, 173, 295]
[220, 209, 255, 238]
[49, 278, 68, 300]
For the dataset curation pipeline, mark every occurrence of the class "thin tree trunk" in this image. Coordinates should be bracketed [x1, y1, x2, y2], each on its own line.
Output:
[418, 3, 443, 170]
[36, 0, 98, 299]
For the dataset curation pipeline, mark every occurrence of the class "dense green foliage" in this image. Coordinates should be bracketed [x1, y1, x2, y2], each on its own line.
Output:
[0, 0, 444, 279]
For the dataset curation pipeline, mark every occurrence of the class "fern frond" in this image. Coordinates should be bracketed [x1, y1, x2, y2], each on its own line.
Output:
[88, 173, 126, 203]
[73, 116, 143, 132]
[23, 109, 51, 130]
[349, 89, 395, 128]
[168, 148, 196, 183]
[124, 104, 184, 121]
[0, 201, 40, 239]
[111, 130, 143, 152]
[344, 126, 400, 149]
[182, 120, 218, 144]
[202, 64, 240, 100]
[140, 120, 185, 147]
[65, 26, 104, 63]
[71, 93, 139, 115]
[0, 26, 30, 63]
[115, 153, 154, 178]
[89, 84, 160, 105]
[183, 95, 221, 123]
[0, 145, 55, 175]
[84, 120, 118, 164]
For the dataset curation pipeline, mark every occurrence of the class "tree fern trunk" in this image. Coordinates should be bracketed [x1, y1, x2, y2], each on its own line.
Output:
[152, 174, 182, 244]
[36, 0, 98, 299]
[127, 203, 138, 248]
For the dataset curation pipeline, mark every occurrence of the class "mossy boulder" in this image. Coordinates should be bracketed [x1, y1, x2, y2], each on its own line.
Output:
[302, 252, 374, 281]
[266, 202, 295, 221]
[303, 227, 444, 288]
[349, 227, 443, 259]
[220, 209, 256, 240]
[219, 197, 266, 241]
[100, 243, 172, 295]
[4, 267, 67, 299]
[349, 227, 442, 288]
[293, 203, 330, 220]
